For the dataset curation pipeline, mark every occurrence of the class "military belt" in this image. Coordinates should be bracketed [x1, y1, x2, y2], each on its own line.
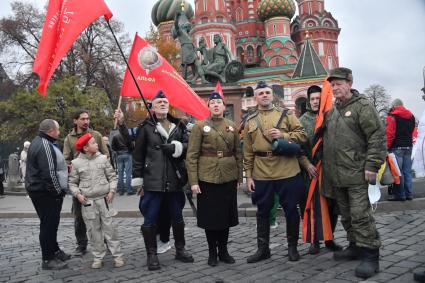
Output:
[201, 150, 233, 158]
[254, 151, 274, 157]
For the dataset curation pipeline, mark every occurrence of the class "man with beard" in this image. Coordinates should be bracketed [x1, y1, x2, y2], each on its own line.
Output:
[63, 110, 109, 256]
[130, 91, 193, 271]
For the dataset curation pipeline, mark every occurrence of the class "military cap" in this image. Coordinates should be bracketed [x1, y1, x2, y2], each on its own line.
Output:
[208, 92, 223, 101]
[152, 90, 167, 101]
[75, 133, 92, 152]
[255, 81, 271, 90]
[327, 67, 353, 82]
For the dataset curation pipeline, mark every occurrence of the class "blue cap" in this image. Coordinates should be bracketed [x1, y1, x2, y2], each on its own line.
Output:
[255, 81, 270, 90]
[208, 92, 222, 101]
[153, 90, 167, 101]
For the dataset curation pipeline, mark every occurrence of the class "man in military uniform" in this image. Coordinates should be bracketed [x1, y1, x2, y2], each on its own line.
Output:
[322, 68, 386, 279]
[244, 81, 307, 263]
[63, 110, 109, 256]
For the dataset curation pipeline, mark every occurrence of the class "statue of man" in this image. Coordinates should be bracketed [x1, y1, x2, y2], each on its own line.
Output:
[204, 34, 234, 83]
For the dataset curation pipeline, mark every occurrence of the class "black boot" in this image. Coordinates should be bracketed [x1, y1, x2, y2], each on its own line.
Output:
[334, 242, 359, 261]
[172, 222, 194, 263]
[414, 271, 425, 282]
[325, 240, 343, 251]
[205, 230, 218, 266]
[218, 229, 235, 264]
[355, 247, 380, 279]
[141, 226, 161, 271]
[308, 241, 320, 255]
[286, 217, 300, 261]
[247, 217, 271, 263]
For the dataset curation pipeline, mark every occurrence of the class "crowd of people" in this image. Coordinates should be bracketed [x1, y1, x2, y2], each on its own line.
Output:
[22, 67, 423, 281]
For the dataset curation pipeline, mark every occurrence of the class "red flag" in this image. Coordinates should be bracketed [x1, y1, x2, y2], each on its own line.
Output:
[33, 0, 113, 95]
[120, 33, 210, 120]
[214, 81, 224, 99]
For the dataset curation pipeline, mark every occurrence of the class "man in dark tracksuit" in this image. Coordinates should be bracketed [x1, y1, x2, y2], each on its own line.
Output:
[26, 119, 71, 270]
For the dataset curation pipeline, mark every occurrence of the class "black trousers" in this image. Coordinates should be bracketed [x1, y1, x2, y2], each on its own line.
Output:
[72, 197, 87, 248]
[157, 200, 171, 243]
[30, 195, 63, 260]
[252, 174, 305, 223]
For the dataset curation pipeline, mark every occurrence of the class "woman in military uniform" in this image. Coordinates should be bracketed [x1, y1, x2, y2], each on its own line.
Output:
[186, 92, 242, 266]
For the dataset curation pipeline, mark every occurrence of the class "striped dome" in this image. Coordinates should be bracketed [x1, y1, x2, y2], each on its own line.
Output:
[257, 0, 296, 22]
[151, 0, 194, 26]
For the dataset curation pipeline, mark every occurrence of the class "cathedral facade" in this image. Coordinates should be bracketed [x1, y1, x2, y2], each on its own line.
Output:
[150, 0, 341, 121]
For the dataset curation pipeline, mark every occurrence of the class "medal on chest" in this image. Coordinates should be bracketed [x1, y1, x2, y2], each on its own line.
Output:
[203, 125, 211, 133]
[226, 126, 234, 132]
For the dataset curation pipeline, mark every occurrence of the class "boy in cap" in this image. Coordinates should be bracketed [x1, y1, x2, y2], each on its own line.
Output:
[68, 133, 124, 269]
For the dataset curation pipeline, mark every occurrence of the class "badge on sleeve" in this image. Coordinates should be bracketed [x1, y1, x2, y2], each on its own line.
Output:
[203, 125, 211, 133]
[345, 111, 352, 117]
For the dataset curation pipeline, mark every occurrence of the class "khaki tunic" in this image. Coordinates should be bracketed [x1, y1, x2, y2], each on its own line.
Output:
[186, 117, 242, 186]
[243, 107, 307, 180]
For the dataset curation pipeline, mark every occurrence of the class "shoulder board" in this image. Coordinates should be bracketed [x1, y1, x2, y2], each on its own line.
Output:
[245, 110, 259, 121]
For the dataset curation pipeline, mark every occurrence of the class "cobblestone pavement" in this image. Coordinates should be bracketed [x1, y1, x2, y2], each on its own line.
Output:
[1, 211, 425, 283]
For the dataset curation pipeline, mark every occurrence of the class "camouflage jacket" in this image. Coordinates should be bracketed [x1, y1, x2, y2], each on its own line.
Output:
[322, 90, 386, 197]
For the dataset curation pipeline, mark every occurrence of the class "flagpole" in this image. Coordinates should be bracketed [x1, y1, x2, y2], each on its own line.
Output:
[113, 95, 123, 129]
[105, 19, 155, 123]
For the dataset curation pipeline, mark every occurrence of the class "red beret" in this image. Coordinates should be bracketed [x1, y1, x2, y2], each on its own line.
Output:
[75, 133, 92, 152]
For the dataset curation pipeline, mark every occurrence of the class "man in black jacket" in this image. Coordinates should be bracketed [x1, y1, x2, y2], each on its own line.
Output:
[111, 130, 135, 195]
[26, 119, 71, 270]
[117, 91, 193, 271]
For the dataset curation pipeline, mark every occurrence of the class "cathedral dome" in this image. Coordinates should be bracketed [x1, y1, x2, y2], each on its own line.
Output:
[257, 0, 296, 22]
[151, 0, 194, 27]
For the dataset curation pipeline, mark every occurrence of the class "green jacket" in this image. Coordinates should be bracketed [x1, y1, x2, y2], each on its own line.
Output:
[322, 90, 386, 197]
[63, 128, 109, 165]
[298, 104, 317, 169]
[186, 117, 242, 185]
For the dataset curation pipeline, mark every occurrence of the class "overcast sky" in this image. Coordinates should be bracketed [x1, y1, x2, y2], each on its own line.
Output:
[1, 0, 425, 116]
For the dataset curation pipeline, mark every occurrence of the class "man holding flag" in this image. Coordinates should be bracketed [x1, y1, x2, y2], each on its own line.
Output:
[322, 67, 386, 279]
[130, 91, 194, 271]
[299, 85, 341, 255]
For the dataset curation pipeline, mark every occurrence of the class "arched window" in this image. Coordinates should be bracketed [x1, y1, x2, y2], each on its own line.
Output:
[237, 46, 244, 62]
[236, 7, 243, 22]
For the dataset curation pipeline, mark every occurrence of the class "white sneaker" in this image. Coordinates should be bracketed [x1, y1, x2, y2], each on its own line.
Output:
[91, 259, 102, 269]
[114, 257, 125, 268]
[157, 240, 171, 254]
[270, 222, 279, 229]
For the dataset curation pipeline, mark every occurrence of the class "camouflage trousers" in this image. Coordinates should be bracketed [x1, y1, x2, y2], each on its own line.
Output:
[335, 184, 381, 249]
[82, 198, 124, 260]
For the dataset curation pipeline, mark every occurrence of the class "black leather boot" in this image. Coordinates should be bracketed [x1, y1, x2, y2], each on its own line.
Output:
[247, 217, 271, 263]
[308, 241, 320, 255]
[286, 217, 300, 261]
[414, 270, 425, 282]
[355, 247, 380, 278]
[172, 222, 194, 263]
[218, 229, 235, 264]
[141, 226, 161, 271]
[334, 242, 359, 261]
[205, 230, 218, 266]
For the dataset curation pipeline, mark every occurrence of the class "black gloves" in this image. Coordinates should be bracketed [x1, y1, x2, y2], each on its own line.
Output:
[160, 143, 175, 156]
